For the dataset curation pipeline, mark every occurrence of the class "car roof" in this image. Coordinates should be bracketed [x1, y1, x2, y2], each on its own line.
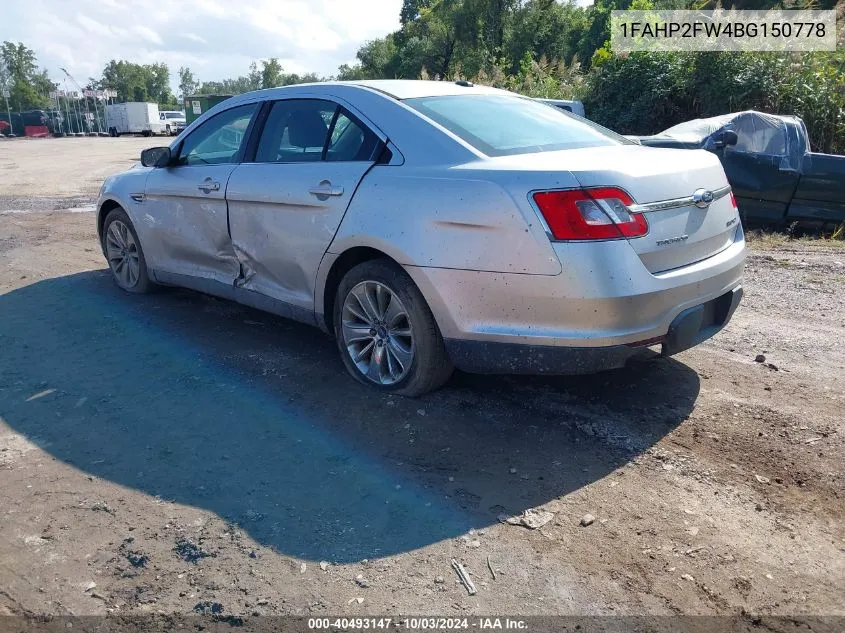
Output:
[345, 80, 510, 99]
[238, 80, 512, 102]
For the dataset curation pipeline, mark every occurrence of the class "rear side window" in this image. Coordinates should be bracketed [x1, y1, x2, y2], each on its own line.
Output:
[406, 95, 627, 157]
[326, 111, 380, 162]
[255, 100, 380, 163]
[256, 100, 334, 163]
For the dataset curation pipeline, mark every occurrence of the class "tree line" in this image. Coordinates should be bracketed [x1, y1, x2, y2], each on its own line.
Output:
[0, 43, 320, 113]
[338, 0, 843, 153]
[3, 0, 843, 152]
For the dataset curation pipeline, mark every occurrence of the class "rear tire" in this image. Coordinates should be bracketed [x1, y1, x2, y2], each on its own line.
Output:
[334, 259, 453, 397]
[102, 208, 154, 294]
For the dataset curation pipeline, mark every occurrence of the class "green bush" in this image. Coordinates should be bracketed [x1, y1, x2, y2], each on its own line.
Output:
[582, 51, 845, 154]
[583, 52, 694, 134]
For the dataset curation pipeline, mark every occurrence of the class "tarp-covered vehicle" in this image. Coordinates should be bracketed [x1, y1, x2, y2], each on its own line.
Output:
[635, 111, 845, 227]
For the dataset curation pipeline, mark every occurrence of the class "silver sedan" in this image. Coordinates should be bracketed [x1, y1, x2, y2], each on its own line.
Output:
[97, 80, 744, 396]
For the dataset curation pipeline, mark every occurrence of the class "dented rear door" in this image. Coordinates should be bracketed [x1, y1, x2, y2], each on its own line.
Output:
[226, 98, 379, 314]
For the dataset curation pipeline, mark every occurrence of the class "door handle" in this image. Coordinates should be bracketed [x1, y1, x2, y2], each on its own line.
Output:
[309, 181, 344, 198]
[197, 180, 220, 193]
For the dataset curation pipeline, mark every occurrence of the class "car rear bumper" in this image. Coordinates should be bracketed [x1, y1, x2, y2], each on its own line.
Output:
[444, 286, 742, 374]
[404, 228, 745, 374]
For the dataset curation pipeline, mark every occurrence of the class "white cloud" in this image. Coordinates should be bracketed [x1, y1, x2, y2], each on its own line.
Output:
[182, 33, 208, 45]
[3, 0, 402, 92]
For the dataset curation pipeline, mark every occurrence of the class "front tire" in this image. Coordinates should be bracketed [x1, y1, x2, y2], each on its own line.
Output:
[102, 208, 153, 294]
[334, 259, 453, 397]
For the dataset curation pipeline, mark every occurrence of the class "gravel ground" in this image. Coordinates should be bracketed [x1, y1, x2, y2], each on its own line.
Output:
[0, 138, 842, 622]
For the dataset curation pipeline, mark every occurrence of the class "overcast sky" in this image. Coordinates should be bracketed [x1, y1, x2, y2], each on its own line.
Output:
[3, 0, 404, 91]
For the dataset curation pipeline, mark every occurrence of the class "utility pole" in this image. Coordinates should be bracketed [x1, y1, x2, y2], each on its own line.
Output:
[62, 89, 74, 135]
[61, 67, 100, 136]
[2, 86, 11, 137]
[0, 59, 13, 137]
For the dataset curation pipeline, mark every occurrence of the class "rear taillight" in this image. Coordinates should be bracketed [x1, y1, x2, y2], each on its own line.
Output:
[729, 191, 738, 210]
[532, 187, 648, 241]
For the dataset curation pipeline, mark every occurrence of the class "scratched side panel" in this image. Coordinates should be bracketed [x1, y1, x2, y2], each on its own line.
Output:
[328, 167, 565, 275]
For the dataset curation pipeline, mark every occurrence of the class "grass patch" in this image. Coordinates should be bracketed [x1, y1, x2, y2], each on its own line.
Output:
[746, 227, 845, 250]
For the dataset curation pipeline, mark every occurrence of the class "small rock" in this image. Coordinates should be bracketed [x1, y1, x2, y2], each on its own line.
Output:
[319, 561, 329, 571]
[84, 582, 97, 592]
[193, 601, 224, 615]
[300, 563, 307, 574]
[355, 574, 370, 588]
[434, 575, 445, 584]
[681, 573, 695, 582]
[580, 514, 596, 527]
[509, 467, 517, 475]
[754, 354, 766, 363]
[765, 573, 773, 580]
[417, 409, 426, 416]
[754, 474, 770, 484]
[755, 503, 764, 512]
[499, 508, 554, 529]
[766, 363, 779, 371]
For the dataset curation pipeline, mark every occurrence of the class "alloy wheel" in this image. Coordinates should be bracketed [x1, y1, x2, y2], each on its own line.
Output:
[105, 220, 141, 289]
[341, 281, 414, 385]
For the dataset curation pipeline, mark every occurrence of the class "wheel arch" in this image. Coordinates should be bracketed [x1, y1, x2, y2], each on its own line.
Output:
[97, 198, 124, 244]
[318, 246, 398, 335]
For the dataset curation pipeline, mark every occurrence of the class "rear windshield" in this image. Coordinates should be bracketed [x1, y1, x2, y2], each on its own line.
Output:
[405, 94, 629, 156]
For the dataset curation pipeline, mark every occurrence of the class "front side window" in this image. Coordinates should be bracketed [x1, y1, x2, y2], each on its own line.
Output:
[405, 94, 629, 157]
[177, 103, 257, 166]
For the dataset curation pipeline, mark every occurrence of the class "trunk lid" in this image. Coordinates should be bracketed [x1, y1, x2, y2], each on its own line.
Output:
[487, 145, 739, 273]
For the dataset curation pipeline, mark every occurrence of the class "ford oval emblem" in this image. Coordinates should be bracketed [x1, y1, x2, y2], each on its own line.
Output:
[693, 188, 714, 209]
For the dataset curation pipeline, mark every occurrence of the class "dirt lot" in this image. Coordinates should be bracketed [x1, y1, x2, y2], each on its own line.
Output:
[0, 138, 842, 621]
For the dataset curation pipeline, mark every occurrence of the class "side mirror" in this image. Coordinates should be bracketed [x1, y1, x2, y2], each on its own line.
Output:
[141, 146, 171, 168]
[713, 130, 738, 149]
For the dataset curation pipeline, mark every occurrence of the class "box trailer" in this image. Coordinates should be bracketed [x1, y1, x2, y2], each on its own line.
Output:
[105, 102, 165, 137]
[184, 94, 233, 125]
